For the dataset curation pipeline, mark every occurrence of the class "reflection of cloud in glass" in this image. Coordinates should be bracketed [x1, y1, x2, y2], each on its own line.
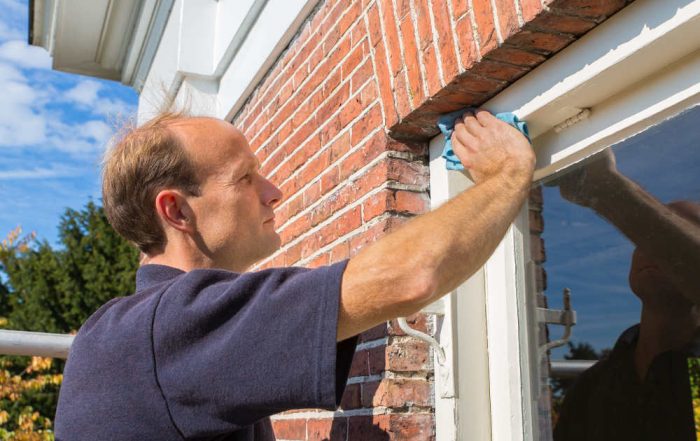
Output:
[539, 105, 700, 357]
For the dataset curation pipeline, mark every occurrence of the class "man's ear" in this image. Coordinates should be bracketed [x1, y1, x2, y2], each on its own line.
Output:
[154, 189, 195, 233]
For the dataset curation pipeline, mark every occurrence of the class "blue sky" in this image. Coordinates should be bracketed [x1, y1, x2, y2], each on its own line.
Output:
[543, 106, 700, 356]
[0, 0, 138, 246]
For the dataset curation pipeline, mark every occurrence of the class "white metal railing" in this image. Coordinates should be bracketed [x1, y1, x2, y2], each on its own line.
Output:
[0, 330, 73, 358]
[550, 360, 596, 378]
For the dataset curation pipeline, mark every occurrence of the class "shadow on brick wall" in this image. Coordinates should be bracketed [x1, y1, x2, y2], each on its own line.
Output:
[321, 416, 390, 441]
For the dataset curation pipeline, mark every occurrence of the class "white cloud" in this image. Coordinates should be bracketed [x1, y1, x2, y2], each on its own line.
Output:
[0, 20, 23, 41]
[64, 79, 135, 118]
[0, 165, 83, 180]
[0, 40, 51, 69]
[64, 80, 101, 106]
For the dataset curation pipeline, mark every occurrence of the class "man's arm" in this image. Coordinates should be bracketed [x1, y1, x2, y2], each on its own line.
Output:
[337, 110, 535, 341]
[558, 150, 700, 304]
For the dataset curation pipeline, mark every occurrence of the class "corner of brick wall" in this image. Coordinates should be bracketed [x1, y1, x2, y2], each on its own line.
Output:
[230, 0, 634, 439]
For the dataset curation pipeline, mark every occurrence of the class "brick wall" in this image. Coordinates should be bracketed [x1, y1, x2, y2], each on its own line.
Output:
[231, 0, 633, 439]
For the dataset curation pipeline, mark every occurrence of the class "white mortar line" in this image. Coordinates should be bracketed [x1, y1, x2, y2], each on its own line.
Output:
[356, 337, 389, 350]
[347, 374, 384, 385]
[427, 0, 447, 86]
[467, 0, 483, 59]
[363, 7, 389, 129]
[409, 0, 430, 98]
[444, 0, 466, 74]
[390, 0, 415, 110]
[373, 0, 400, 117]
[490, 0, 505, 44]
[514, 0, 525, 27]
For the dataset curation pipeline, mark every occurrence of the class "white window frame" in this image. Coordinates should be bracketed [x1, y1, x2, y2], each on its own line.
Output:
[429, 0, 700, 439]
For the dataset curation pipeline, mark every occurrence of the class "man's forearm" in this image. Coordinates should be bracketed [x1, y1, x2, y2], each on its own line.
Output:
[589, 173, 700, 302]
[338, 173, 530, 341]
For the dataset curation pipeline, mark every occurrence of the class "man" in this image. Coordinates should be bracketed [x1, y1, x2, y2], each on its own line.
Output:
[552, 150, 700, 441]
[54, 109, 534, 440]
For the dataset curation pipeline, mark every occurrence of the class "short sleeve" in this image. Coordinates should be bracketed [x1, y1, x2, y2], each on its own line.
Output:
[152, 261, 357, 438]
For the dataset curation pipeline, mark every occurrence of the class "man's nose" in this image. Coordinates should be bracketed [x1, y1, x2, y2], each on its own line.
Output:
[260, 177, 283, 208]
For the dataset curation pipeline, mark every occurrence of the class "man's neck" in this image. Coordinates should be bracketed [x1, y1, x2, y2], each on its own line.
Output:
[634, 305, 698, 380]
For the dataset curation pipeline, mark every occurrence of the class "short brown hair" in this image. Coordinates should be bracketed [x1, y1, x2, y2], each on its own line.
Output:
[102, 112, 200, 253]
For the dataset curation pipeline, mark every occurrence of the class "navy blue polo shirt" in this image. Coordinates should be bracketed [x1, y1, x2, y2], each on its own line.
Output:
[55, 261, 357, 440]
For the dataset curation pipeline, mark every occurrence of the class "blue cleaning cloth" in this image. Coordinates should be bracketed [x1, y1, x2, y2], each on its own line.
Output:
[437, 109, 530, 171]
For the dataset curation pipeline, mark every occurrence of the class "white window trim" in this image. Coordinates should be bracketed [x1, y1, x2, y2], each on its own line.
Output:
[429, 1, 700, 439]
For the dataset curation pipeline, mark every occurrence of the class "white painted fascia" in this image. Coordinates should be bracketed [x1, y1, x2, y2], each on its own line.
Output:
[123, 0, 176, 90]
[429, 1, 700, 440]
[139, 0, 322, 120]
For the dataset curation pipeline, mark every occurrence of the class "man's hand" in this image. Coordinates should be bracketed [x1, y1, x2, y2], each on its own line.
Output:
[451, 109, 535, 185]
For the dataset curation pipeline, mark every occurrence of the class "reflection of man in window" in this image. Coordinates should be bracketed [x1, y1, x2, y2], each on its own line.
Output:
[552, 150, 700, 441]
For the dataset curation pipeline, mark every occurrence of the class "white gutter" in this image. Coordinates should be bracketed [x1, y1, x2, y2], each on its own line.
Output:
[0, 330, 73, 359]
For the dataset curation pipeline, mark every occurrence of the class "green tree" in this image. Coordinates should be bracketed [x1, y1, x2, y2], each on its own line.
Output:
[0, 201, 139, 439]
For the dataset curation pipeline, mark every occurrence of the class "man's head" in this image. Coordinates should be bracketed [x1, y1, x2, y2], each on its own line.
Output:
[629, 200, 700, 310]
[102, 113, 282, 272]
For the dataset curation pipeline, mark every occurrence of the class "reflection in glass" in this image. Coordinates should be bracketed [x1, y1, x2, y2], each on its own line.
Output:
[529, 105, 700, 441]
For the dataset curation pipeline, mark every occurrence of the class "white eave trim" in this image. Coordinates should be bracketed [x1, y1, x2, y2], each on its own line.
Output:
[123, 0, 175, 90]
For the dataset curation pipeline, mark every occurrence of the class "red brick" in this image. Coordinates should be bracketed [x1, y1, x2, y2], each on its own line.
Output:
[388, 313, 429, 335]
[393, 70, 412, 119]
[452, 0, 469, 18]
[506, 30, 575, 54]
[364, 378, 432, 408]
[271, 419, 306, 440]
[527, 12, 597, 36]
[470, 59, 529, 82]
[473, 0, 498, 54]
[455, 15, 478, 71]
[351, 103, 383, 145]
[348, 415, 391, 441]
[432, 0, 461, 81]
[372, 39, 399, 128]
[349, 349, 370, 377]
[387, 339, 430, 371]
[531, 236, 546, 263]
[548, 0, 627, 20]
[351, 58, 374, 95]
[308, 418, 348, 441]
[399, 14, 425, 109]
[361, 323, 388, 342]
[340, 383, 362, 410]
[494, 0, 521, 40]
[520, 0, 544, 22]
[486, 46, 546, 67]
[529, 209, 544, 233]
[379, 0, 403, 77]
[308, 252, 330, 268]
[388, 414, 434, 440]
[368, 345, 386, 374]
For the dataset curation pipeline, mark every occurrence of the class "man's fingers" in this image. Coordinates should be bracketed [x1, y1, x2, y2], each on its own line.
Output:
[460, 112, 483, 136]
[474, 109, 497, 125]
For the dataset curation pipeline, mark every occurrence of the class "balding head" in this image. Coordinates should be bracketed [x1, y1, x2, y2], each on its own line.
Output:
[102, 112, 204, 253]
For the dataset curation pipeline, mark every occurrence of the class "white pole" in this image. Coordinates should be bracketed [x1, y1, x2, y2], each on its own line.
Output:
[0, 330, 74, 358]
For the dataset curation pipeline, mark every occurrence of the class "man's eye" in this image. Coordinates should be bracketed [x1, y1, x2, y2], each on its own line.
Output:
[240, 174, 253, 183]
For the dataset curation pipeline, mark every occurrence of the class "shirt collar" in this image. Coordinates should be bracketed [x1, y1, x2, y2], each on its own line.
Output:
[135, 264, 185, 292]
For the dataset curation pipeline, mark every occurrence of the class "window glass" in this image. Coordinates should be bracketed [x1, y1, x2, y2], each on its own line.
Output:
[528, 105, 700, 441]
